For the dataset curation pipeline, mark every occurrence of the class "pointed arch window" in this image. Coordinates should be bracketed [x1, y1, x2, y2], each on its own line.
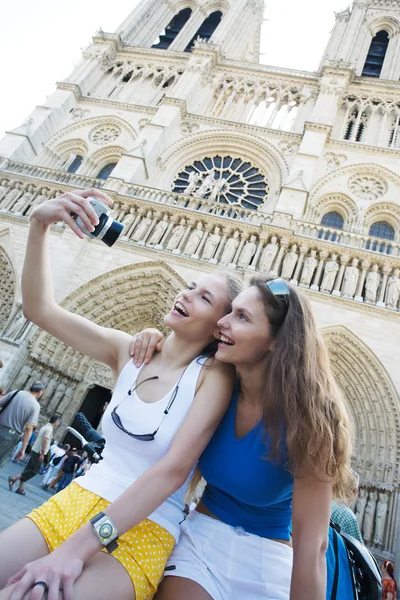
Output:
[362, 30, 389, 78]
[185, 11, 223, 51]
[67, 155, 83, 173]
[318, 212, 344, 242]
[97, 162, 117, 180]
[366, 221, 394, 254]
[152, 8, 192, 49]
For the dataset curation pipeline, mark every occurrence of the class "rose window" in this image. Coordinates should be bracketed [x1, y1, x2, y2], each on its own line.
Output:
[348, 175, 387, 201]
[172, 156, 269, 210]
[89, 125, 121, 145]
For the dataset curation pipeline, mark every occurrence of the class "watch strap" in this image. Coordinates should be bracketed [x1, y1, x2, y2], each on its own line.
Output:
[105, 540, 118, 554]
[90, 511, 106, 525]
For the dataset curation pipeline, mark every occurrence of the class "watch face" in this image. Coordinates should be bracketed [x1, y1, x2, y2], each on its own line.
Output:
[99, 523, 113, 539]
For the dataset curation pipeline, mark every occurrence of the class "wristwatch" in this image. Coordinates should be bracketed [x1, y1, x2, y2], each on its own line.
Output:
[90, 512, 119, 553]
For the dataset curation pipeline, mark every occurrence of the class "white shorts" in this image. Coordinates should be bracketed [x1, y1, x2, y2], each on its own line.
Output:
[165, 510, 293, 600]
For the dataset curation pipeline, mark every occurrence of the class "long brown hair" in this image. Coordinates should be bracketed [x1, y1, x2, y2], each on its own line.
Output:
[251, 275, 353, 499]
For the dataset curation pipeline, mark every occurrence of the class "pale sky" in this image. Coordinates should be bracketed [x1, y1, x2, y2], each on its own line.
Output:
[0, 0, 348, 139]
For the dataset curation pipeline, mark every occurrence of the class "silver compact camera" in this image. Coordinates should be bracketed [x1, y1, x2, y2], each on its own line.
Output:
[74, 197, 123, 247]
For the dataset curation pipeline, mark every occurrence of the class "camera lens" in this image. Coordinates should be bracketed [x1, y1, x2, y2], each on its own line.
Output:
[102, 220, 124, 247]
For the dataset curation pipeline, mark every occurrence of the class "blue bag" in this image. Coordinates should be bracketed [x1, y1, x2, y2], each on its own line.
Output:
[326, 524, 382, 600]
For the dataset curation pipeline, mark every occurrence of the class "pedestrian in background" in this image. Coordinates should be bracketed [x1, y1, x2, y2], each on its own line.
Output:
[42, 443, 70, 490]
[57, 447, 81, 491]
[331, 471, 363, 543]
[0, 381, 45, 468]
[9, 414, 60, 495]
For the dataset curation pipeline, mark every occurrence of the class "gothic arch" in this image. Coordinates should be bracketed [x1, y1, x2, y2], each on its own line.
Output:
[53, 139, 89, 159]
[0, 238, 18, 332]
[25, 261, 187, 423]
[323, 326, 400, 487]
[47, 115, 138, 151]
[308, 163, 400, 205]
[366, 16, 400, 38]
[89, 146, 126, 171]
[155, 129, 287, 205]
[362, 202, 400, 240]
[306, 193, 358, 226]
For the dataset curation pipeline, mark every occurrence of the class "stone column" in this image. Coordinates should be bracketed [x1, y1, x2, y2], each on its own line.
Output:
[354, 261, 370, 303]
[377, 266, 392, 308]
[230, 234, 248, 269]
[332, 255, 349, 297]
[271, 239, 289, 276]
[141, 212, 161, 245]
[126, 212, 142, 239]
[291, 246, 308, 285]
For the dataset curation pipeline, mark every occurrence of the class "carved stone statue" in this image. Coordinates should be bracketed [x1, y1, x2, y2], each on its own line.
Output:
[373, 492, 388, 546]
[184, 171, 201, 195]
[132, 211, 152, 242]
[220, 231, 240, 266]
[259, 236, 279, 273]
[26, 188, 50, 216]
[121, 211, 135, 233]
[320, 254, 339, 293]
[195, 170, 215, 198]
[166, 219, 187, 251]
[6, 311, 24, 340]
[12, 185, 36, 214]
[385, 268, 400, 308]
[209, 177, 227, 202]
[47, 380, 67, 414]
[300, 250, 318, 287]
[362, 491, 377, 544]
[237, 235, 257, 268]
[14, 364, 32, 389]
[355, 489, 368, 529]
[1, 182, 23, 211]
[202, 226, 221, 261]
[281, 244, 298, 280]
[342, 258, 359, 298]
[148, 215, 169, 246]
[0, 180, 10, 202]
[365, 265, 380, 304]
[184, 222, 203, 256]
[57, 386, 75, 414]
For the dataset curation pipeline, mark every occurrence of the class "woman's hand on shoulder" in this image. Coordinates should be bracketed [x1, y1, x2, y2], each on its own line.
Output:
[31, 188, 113, 239]
[129, 328, 165, 367]
[8, 546, 84, 600]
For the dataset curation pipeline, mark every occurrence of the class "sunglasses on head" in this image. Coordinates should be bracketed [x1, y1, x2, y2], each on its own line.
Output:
[111, 366, 189, 442]
[265, 278, 290, 307]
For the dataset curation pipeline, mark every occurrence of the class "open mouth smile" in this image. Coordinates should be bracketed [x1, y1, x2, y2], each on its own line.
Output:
[218, 334, 235, 346]
[172, 301, 189, 317]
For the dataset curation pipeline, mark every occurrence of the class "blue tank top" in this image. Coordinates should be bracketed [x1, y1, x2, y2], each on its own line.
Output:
[199, 380, 294, 540]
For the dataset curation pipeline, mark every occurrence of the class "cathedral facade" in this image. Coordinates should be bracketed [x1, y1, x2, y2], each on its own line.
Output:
[0, 0, 399, 569]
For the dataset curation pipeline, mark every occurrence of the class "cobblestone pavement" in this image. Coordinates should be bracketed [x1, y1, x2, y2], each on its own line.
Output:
[0, 459, 53, 532]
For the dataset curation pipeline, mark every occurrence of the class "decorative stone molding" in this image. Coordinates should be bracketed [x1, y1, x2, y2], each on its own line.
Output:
[348, 174, 388, 202]
[46, 115, 137, 151]
[71, 108, 91, 121]
[0, 246, 16, 332]
[325, 152, 348, 170]
[89, 125, 121, 145]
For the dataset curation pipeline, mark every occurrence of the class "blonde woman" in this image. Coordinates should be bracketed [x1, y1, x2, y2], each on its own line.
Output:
[0, 189, 241, 600]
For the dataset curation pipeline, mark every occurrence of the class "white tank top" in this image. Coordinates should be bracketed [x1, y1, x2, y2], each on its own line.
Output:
[77, 356, 205, 541]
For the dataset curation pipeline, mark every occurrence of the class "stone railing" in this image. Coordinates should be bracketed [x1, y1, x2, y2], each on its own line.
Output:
[0, 160, 103, 190]
[1, 170, 400, 313]
[295, 221, 400, 257]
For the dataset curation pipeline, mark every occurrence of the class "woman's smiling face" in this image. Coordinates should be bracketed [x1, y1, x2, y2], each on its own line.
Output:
[215, 286, 274, 367]
[164, 273, 233, 347]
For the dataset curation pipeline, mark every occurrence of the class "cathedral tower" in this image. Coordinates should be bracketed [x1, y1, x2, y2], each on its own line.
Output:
[321, 0, 400, 80]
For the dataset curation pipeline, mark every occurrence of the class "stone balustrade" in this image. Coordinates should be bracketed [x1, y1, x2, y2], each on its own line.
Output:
[0, 159, 103, 189]
[1, 169, 399, 312]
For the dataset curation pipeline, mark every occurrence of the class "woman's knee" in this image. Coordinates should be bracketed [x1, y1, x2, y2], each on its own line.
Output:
[155, 577, 213, 600]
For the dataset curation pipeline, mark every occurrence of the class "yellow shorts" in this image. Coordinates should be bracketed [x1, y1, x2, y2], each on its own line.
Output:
[28, 482, 175, 600]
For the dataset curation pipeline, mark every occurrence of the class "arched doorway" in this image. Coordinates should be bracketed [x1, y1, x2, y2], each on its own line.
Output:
[323, 326, 400, 563]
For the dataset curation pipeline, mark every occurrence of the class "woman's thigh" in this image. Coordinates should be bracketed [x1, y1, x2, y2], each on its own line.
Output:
[0, 518, 49, 588]
[0, 553, 135, 600]
[155, 576, 213, 600]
